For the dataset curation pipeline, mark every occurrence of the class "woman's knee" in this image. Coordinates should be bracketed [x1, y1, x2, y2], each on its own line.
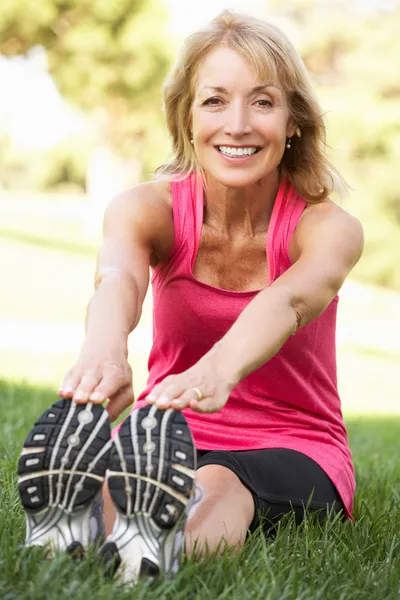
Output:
[185, 464, 255, 556]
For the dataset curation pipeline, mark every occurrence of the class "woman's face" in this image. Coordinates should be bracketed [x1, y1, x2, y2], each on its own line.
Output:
[191, 45, 295, 189]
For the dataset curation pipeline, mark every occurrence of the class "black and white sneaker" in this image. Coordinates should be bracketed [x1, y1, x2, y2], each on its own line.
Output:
[18, 399, 112, 556]
[100, 405, 197, 584]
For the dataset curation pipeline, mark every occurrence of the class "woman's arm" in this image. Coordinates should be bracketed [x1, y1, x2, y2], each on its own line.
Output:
[211, 202, 364, 385]
[59, 181, 173, 421]
[146, 202, 363, 413]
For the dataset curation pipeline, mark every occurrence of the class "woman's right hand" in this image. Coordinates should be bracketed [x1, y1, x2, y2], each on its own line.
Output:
[56, 181, 172, 422]
[58, 350, 134, 422]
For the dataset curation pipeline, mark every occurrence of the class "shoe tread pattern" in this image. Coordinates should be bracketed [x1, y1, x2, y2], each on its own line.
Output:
[108, 406, 196, 530]
[18, 399, 111, 512]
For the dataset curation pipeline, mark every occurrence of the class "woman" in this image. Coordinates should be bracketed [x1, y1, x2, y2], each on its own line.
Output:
[18, 10, 363, 583]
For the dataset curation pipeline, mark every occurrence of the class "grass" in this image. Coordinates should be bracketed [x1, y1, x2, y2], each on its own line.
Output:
[1, 193, 400, 597]
[0, 231, 95, 323]
[0, 379, 399, 600]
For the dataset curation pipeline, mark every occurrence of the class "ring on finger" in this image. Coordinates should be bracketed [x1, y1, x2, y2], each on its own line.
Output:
[191, 387, 204, 401]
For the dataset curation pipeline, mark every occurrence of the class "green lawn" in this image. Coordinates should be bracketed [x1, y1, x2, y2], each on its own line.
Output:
[0, 195, 96, 322]
[1, 193, 400, 598]
[0, 379, 399, 600]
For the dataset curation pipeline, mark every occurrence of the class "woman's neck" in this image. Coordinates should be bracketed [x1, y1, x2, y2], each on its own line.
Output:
[202, 171, 280, 238]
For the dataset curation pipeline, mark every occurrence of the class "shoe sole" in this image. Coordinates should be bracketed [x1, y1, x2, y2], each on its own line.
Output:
[18, 398, 111, 553]
[101, 405, 196, 582]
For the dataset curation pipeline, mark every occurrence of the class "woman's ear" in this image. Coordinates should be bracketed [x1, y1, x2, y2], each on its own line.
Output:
[286, 118, 298, 139]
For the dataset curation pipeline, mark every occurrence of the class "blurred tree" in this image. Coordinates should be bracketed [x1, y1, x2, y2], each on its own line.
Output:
[268, 0, 400, 288]
[268, 0, 362, 79]
[2, 0, 400, 286]
[0, 0, 173, 174]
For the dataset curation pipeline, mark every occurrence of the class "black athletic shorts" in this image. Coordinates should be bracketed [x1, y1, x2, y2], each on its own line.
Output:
[196, 448, 344, 533]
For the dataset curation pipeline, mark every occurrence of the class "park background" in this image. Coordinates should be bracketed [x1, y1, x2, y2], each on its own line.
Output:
[0, 0, 399, 415]
[1, 2, 400, 599]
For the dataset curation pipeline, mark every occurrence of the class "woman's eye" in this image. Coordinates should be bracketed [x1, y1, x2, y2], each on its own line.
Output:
[256, 99, 273, 107]
[203, 97, 222, 106]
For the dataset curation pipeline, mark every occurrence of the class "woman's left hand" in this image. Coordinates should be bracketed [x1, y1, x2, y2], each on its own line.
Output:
[145, 354, 237, 413]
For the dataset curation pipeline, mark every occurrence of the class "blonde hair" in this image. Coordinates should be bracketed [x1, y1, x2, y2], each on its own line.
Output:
[156, 10, 346, 203]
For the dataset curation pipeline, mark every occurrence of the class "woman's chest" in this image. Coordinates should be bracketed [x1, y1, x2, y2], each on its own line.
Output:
[192, 228, 269, 292]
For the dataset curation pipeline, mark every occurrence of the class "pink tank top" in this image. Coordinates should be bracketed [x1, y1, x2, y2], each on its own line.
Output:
[128, 173, 355, 518]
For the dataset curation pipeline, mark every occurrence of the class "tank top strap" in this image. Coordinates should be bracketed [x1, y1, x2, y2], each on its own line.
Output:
[267, 179, 307, 284]
[190, 173, 204, 265]
[167, 173, 203, 267]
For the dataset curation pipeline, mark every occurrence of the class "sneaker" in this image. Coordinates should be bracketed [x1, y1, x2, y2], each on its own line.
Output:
[18, 399, 111, 556]
[100, 405, 197, 583]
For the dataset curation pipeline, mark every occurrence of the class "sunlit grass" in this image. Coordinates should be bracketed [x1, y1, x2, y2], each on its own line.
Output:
[0, 237, 94, 321]
[0, 349, 150, 405]
[1, 194, 400, 598]
[0, 379, 399, 600]
[0, 194, 95, 321]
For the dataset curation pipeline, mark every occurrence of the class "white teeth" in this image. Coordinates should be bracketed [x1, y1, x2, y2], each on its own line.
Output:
[218, 146, 258, 157]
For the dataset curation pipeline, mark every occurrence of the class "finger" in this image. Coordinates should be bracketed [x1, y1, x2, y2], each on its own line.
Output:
[145, 394, 157, 405]
[59, 370, 82, 398]
[155, 384, 190, 409]
[73, 372, 102, 402]
[145, 379, 170, 401]
[189, 397, 220, 414]
[145, 376, 180, 406]
[89, 371, 127, 403]
[171, 389, 203, 410]
[147, 383, 187, 409]
[106, 387, 135, 422]
[170, 398, 190, 410]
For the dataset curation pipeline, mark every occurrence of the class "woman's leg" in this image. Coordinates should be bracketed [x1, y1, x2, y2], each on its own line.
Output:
[185, 464, 255, 556]
[103, 482, 116, 538]
[103, 463, 255, 554]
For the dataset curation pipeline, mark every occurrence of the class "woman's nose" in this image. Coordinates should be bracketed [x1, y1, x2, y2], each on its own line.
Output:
[224, 102, 252, 138]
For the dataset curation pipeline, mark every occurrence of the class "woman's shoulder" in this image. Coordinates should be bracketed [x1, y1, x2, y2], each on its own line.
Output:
[300, 198, 362, 229]
[145, 178, 173, 207]
[115, 178, 172, 209]
[104, 179, 174, 264]
[290, 198, 363, 262]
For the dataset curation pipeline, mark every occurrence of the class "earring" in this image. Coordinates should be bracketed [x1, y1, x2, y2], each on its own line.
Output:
[286, 137, 292, 149]
[190, 135, 194, 145]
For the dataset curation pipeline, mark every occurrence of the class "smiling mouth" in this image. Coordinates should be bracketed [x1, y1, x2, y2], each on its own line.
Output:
[216, 146, 261, 157]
